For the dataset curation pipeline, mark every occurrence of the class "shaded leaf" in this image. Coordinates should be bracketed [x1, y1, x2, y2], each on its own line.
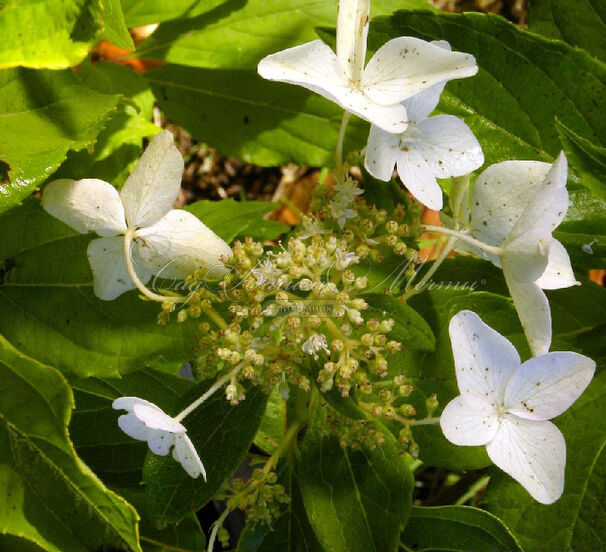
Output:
[0, 335, 140, 552]
[0, 68, 120, 213]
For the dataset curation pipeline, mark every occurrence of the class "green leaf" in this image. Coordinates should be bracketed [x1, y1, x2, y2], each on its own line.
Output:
[364, 294, 436, 352]
[0, 200, 197, 377]
[0, 68, 120, 214]
[121, 0, 227, 27]
[401, 505, 524, 552]
[253, 385, 286, 454]
[483, 369, 606, 552]
[70, 369, 194, 487]
[555, 189, 606, 270]
[0, 0, 102, 69]
[143, 383, 268, 525]
[146, 64, 368, 167]
[118, 488, 206, 552]
[298, 405, 414, 552]
[186, 198, 287, 242]
[0, 335, 140, 552]
[371, 11, 606, 165]
[556, 119, 606, 202]
[135, 0, 436, 69]
[527, 0, 606, 61]
[53, 61, 159, 186]
[102, 0, 135, 50]
[237, 466, 322, 552]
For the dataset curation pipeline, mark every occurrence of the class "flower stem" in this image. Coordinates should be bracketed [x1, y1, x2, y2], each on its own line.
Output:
[334, 111, 352, 183]
[410, 416, 440, 426]
[175, 365, 241, 422]
[423, 225, 502, 257]
[123, 229, 180, 303]
[404, 236, 458, 297]
[207, 507, 230, 552]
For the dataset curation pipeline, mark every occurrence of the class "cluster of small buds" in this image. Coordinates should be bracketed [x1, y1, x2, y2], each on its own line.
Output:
[222, 468, 290, 526]
[324, 410, 388, 451]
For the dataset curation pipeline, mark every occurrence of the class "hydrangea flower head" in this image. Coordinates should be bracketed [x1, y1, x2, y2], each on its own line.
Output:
[42, 130, 231, 300]
[364, 43, 484, 210]
[113, 397, 206, 479]
[257, 0, 478, 133]
[440, 310, 595, 504]
[451, 152, 577, 355]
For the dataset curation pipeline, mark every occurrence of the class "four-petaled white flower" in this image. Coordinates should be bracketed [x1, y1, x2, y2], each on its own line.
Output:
[441, 310, 594, 504]
[302, 333, 331, 359]
[113, 397, 206, 480]
[452, 152, 577, 356]
[257, 0, 478, 133]
[364, 44, 484, 210]
[42, 130, 232, 301]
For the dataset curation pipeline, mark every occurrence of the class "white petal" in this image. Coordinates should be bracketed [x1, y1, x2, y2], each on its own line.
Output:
[508, 152, 569, 243]
[501, 226, 552, 283]
[42, 178, 127, 237]
[364, 125, 399, 181]
[396, 148, 443, 209]
[133, 402, 185, 432]
[148, 430, 175, 456]
[504, 270, 551, 357]
[440, 394, 499, 446]
[448, 310, 520, 405]
[258, 40, 350, 108]
[173, 433, 206, 480]
[135, 209, 232, 279]
[535, 240, 579, 290]
[486, 416, 565, 504]
[113, 396, 159, 413]
[120, 130, 184, 228]
[87, 236, 151, 300]
[117, 413, 152, 441]
[402, 82, 445, 122]
[336, 0, 369, 81]
[504, 352, 595, 421]
[362, 37, 477, 106]
[470, 160, 552, 247]
[414, 115, 484, 177]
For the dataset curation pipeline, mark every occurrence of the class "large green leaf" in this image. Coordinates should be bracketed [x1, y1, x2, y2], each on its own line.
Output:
[237, 466, 322, 552]
[143, 382, 268, 525]
[135, 0, 435, 69]
[483, 369, 606, 552]
[70, 369, 194, 487]
[0, 0, 102, 69]
[53, 61, 159, 187]
[121, 0, 227, 27]
[527, 0, 606, 61]
[186, 198, 288, 242]
[401, 506, 524, 552]
[298, 405, 414, 552]
[371, 11, 606, 165]
[102, 0, 135, 50]
[556, 119, 606, 202]
[0, 335, 140, 552]
[146, 64, 368, 167]
[0, 69, 120, 214]
[0, 200, 197, 377]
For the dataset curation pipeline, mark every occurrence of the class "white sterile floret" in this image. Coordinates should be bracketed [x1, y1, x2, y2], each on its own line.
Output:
[302, 333, 331, 359]
[440, 310, 595, 504]
[452, 151, 578, 356]
[42, 130, 232, 301]
[257, 0, 478, 133]
[364, 43, 484, 210]
[112, 397, 206, 480]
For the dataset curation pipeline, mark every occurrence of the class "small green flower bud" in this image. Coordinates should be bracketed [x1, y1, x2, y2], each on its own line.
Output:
[409, 442, 420, 459]
[399, 404, 416, 417]
[425, 393, 439, 416]
[176, 309, 189, 323]
[379, 319, 394, 333]
[356, 244, 370, 258]
[385, 220, 398, 233]
[378, 389, 392, 402]
[399, 384, 414, 397]
[385, 234, 398, 246]
[332, 339, 344, 352]
[394, 242, 407, 255]
[385, 340, 401, 353]
[394, 375, 406, 386]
